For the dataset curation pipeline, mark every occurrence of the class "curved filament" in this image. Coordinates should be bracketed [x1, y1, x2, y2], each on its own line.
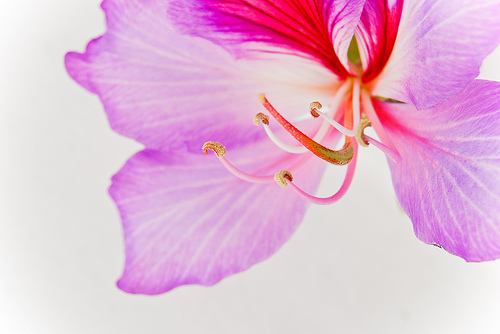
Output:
[284, 141, 359, 205]
[203, 142, 275, 183]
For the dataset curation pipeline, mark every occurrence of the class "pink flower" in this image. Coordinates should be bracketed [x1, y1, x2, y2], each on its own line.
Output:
[66, 0, 500, 294]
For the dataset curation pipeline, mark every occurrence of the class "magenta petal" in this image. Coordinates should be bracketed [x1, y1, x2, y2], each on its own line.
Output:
[169, 0, 366, 77]
[356, 0, 403, 82]
[372, 0, 500, 109]
[111, 139, 327, 294]
[377, 80, 500, 261]
[65, 0, 339, 152]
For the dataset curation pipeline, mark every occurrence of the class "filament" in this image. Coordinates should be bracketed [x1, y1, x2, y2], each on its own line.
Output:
[363, 135, 401, 163]
[256, 118, 310, 154]
[310, 80, 355, 137]
[312, 110, 356, 137]
[282, 141, 359, 205]
[360, 90, 397, 151]
[360, 91, 401, 163]
[203, 142, 275, 183]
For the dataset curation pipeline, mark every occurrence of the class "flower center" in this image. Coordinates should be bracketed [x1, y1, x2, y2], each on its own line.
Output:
[203, 78, 400, 204]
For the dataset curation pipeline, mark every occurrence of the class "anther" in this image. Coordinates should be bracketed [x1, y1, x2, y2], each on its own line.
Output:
[355, 119, 371, 147]
[253, 113, 270, 126]
[202, 141, 226, 157]
[275, 170, 293, 187]
[352, 119, 402, 164]
[309, 101, 322, 118]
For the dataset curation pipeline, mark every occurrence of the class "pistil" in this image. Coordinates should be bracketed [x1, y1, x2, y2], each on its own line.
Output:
[258, 94, 354, 166]
[256, 80, 352, 155]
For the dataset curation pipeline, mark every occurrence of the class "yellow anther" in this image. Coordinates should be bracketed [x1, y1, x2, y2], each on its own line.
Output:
[355, 119, 372, 147]
[258, 93, 266, 104]
[309, 101, 322, 118]
[202, 141, 227, 157]
[253, 113, 270, 126]
[274, 170, 293, 188]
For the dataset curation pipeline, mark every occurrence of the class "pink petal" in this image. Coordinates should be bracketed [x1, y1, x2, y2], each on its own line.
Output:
[355, 0, 403, 82]
[111, 138, 330, 294]
[168, 0, 367, 77]
[65, 0, 340, 152]
[376, 80, 500, 261]
[371, 0, 500, 109]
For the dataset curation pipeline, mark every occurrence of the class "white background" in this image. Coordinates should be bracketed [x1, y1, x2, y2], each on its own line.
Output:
[1, 1, 500, 333]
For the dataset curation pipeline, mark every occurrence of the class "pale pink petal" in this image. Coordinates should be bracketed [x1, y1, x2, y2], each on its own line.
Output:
[169, 0, 366, 77]
[111, 138, 331, 294]
[376, 80, 500, 261]
[371, 0, 500, 109]
[65, 0, 340, 152]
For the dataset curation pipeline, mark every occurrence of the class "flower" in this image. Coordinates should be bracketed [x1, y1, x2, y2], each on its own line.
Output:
[66, 0, 500, 294]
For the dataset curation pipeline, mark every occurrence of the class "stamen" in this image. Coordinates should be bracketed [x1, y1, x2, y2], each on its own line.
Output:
[257, 81, 352, 154]
[311, 109, 357, 137]
[254, 112, 309, 154]
[202, 141, 275, 183]
[258, 94, 354, 166]
[310, 81, 355, 137]
[274, 170, 293, 187]
[360, 90, 397, 151]
[255, 108, 336, 155]
[355, 119, 371, 147]
[281, 141, 359, 205]
[308, 80, 352, 120]
[355, 117, 403, 163]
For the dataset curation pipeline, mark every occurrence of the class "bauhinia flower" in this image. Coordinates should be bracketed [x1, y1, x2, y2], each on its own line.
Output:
[66, 0, 500, 294]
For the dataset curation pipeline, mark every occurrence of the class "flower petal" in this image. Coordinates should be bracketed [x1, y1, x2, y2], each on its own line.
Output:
[376, 80, 500, 261]
[111, 138, 330, 294]
[371, 0, 500, 109]
[355, 0, 403, 82]
[168, 0, 367, 77]
[65, 0, 340, 152]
